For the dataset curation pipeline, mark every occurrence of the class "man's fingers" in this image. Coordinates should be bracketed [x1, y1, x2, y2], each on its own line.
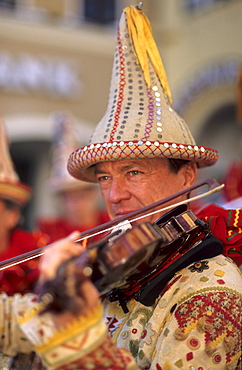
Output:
[39, 231, 84, 282]
[68, 230, 81, 243]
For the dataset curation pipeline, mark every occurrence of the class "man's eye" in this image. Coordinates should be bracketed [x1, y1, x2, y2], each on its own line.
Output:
[97, 175, 109, 182]
[129, 170, 141, 176]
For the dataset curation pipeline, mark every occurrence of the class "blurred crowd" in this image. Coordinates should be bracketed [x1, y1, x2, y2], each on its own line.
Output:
[0, 112, 109, 296]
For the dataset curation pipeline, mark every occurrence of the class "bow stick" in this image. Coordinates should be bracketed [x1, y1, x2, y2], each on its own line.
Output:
[0, 178, 224, 271]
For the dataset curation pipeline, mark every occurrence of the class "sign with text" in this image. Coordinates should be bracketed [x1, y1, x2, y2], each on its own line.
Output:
[0, 51, 83, 99]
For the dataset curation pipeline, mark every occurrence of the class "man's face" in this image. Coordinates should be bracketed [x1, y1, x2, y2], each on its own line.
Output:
[95, 158, 197, 223]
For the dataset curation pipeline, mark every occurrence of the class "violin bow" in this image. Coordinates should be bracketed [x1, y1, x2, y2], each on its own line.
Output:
[0, 178, 224, 271]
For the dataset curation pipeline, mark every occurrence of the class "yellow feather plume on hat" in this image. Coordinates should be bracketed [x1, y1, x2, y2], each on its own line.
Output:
[125, 5, 172, 103]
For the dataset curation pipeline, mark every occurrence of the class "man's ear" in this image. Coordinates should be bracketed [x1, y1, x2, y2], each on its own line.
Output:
[6, 207, 21, 231]
[182, 162, 198, 188]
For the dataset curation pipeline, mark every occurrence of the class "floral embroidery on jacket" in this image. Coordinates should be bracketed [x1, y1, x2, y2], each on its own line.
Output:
[188, 260, 209, 273]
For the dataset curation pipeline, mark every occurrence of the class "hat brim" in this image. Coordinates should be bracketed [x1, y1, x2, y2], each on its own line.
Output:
[0, 181, 32, 207]
[68, 140, 219, 183]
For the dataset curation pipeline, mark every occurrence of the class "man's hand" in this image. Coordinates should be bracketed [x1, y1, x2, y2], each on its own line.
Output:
[38, 231, 83, 284]
[37, 231, 100, 325]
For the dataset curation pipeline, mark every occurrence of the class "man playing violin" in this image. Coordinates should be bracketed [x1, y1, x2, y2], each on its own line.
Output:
[0, 4, 241, 370]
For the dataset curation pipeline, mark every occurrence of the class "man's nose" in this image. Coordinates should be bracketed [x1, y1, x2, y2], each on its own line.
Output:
[108, 178, 131, 204]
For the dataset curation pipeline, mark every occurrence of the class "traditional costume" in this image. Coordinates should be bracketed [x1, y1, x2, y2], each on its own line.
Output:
[195, 160, 242, 268]
[0, 4, 241, 370]
[0, 117, 49, 369]
[0, 117, 48, 296]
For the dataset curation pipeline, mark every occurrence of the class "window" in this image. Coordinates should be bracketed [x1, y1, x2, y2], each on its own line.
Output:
[0, 0, 16, 10]
[184, 0, 233, 13]
[84, 0, 115, 24]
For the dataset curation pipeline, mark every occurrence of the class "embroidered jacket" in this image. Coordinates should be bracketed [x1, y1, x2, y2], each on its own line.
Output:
[0, 254, 241, 370]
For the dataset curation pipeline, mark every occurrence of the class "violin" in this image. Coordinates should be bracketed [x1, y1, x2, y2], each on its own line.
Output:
[38, 203, 223, 314]
[91, 205, 199, 293]
[0, 178, 224, 312]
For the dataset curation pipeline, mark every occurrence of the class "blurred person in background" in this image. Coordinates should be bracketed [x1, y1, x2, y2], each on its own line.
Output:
[195, 163, 242, 268]
[37, 112, 109, 243]
[204, 159, 242, 269]
[222, 160, 242, 209]
[0, 116, 48, 295]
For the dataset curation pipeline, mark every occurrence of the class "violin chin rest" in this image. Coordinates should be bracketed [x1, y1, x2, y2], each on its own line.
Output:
[137, 233, 224, 307]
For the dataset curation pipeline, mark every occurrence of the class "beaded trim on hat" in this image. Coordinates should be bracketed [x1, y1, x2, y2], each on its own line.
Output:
[68, 140, 218, 182]
[0, 182, 32, 207]
[67, 5, 219, 183]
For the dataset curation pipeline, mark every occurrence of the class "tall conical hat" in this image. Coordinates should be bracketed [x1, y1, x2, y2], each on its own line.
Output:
[68, 4, 219, 183]
[48, 111, 96, 192]
[0, 116, 32, 206]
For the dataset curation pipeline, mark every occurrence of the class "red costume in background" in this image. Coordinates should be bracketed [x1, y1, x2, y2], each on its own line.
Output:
[197, 204, 242, 267]
[0, 228, 49, 295]
[37, 210, 110, 243]
[222, 161, 242, 202]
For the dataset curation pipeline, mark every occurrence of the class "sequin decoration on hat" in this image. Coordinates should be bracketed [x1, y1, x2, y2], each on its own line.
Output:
[48, 111, 97, 192]
[68, 4, 219, 183]
[0, 116, 32, 206]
